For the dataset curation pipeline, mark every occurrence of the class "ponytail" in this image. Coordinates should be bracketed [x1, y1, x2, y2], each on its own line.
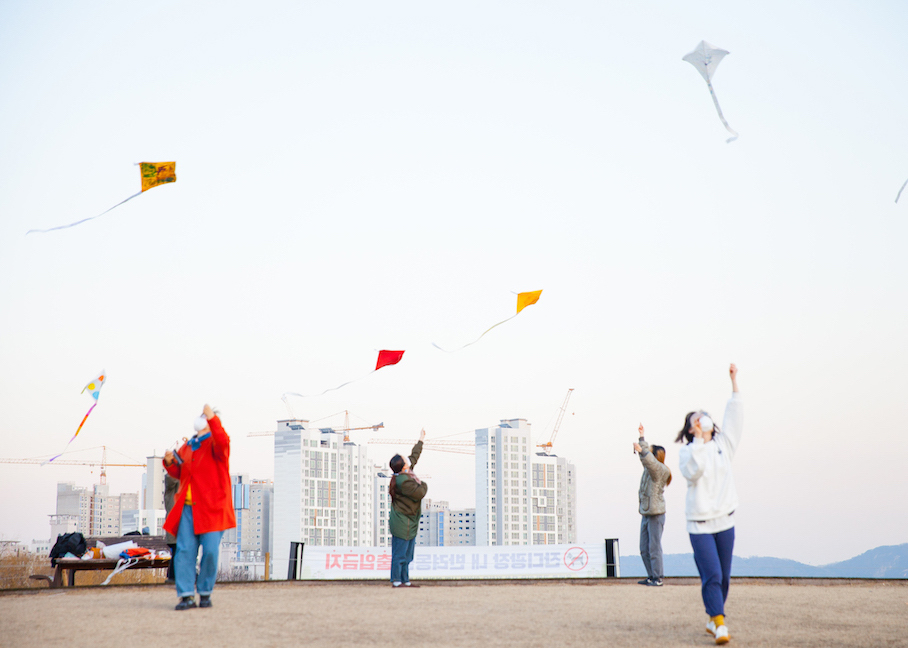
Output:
[388, 454, 405, 501]
[651, 445, 672, 486]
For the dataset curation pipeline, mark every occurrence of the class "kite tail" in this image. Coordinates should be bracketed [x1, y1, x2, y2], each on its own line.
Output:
[896, 178, 908, 204]
[43, 402, 97, 465]
[26, 191, 142, 235]
[283, 370, 378, 400]
[71, 402, 97, 443]
[706, 80, 738, 143]
[432, 313, 519, 353]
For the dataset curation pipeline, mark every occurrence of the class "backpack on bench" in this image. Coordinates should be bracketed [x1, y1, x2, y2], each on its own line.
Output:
[49, 532, 87, 566]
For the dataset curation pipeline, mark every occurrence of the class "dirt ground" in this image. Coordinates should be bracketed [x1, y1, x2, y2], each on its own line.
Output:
[1, 578, 905, 648]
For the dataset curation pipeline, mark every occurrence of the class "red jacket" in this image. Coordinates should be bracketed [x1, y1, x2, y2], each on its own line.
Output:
[163, 415, 237, 536]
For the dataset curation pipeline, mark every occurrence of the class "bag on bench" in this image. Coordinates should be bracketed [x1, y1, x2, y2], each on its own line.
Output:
[49, 532, 87, 566]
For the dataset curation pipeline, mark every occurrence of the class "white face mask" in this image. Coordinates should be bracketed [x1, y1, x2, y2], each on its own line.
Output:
[698, 415, 714, 433]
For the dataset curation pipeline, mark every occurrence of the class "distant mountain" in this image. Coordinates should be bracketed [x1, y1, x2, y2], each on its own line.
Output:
[620, 543, 908, 578]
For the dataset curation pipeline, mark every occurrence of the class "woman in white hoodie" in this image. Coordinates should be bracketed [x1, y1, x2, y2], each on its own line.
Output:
[676, 364, 742, 646]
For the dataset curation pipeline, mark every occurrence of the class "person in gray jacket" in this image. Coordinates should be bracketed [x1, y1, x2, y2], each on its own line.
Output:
[634, 423, 672, 586]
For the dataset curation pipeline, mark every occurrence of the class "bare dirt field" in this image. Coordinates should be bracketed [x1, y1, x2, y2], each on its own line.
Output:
[1, 578, 905, 648]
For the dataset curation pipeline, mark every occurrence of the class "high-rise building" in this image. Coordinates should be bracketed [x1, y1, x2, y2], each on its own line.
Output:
[416, 499, 477, 547]
[248, 479, 273, 556]
[475, 419, 533, 546]
[142, 456, 166, 511]
[416, 499, 448, 546]
[273, 419, 375, 579]
[224, 474, 252, 559]
[132, 455, 166, 535]
[55, 483, 91, 534]
[54, 482, 139, 538]
[442, 508, 477, 546]
[474, 418, 577, 546]
[373, 467, 392, 548]
[531, 452, 577, 544]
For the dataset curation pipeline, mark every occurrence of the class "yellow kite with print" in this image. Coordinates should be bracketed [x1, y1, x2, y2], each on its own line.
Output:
[27, 161, 178, 234]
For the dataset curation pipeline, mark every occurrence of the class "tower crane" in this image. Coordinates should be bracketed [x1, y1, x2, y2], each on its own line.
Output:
[536, 388, 574, 455]
[0, 445, 146, 485]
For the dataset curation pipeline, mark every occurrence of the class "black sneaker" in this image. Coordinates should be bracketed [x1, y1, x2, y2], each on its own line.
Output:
[175, 597, 197, 611]
[647, 579, 664, 586]
[199, 595, 212, 608]
[637, 578, 652, 585]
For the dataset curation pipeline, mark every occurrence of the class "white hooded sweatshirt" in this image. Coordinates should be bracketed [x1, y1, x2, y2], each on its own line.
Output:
[678, 392, 743, 534]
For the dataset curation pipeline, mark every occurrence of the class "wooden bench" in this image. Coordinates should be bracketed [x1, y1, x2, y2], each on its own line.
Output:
[45, 535, 171, 588]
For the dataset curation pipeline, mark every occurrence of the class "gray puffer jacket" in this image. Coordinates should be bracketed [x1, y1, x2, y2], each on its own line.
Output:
[638, 437, 671, 516]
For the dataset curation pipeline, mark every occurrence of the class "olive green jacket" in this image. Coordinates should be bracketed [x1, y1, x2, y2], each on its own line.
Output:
[389, 441, 428, 540]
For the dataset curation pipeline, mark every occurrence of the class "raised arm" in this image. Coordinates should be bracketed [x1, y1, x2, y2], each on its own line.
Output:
[634, 423, 649, 455]
[408, 429, 426, 469]
[204, 404, 230, 463]
[721, 364, 743, 456]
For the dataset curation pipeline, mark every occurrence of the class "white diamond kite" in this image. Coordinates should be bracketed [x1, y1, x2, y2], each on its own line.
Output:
[683, 41, 738, 143]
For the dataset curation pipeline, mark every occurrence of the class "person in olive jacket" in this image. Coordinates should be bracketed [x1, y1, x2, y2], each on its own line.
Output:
[388, 429, 428, 587]
[634, 423, 672, 586]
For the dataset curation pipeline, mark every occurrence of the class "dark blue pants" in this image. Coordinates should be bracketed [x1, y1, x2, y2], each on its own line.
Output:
[689, 527, 735, 617]
[390, 535, 416, 584]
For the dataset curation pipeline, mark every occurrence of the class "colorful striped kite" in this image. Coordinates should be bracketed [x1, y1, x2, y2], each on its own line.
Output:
[282, 350, 405, 402]
[27, 162, 176, 234]
[432, 290, 543, 352]
[44, 370, 107, 465]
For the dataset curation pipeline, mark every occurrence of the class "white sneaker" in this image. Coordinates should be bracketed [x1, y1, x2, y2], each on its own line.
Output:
[714, 624, 730, 644]
[706, 620, 716, 636]
[391, 581, 401, 587]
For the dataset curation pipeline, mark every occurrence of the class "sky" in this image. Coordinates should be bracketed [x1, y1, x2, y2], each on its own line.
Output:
[1, 1, 906, 567]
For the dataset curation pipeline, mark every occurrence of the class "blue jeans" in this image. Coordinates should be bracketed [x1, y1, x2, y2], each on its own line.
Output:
[175, 505, 224, 598]
[390, 535, 416, 584]
[640, 514, 665, 581]
[690, 527, 735, 617]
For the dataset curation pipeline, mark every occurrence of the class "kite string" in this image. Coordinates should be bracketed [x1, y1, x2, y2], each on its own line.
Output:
[432, 313, 519, 353]
[283, 369, 378, 401]
[706, 79, 738, 144]
[26, 191, 142, 235]
[896, 178, 908, 204]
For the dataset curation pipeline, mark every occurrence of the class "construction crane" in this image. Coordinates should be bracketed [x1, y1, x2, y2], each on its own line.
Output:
[368, 438, 475, 455]
[536, 388, 574, 455]
[0, 445, 146, 485]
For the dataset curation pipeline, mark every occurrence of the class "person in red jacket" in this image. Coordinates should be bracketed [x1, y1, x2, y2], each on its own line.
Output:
[163, 404, 236, 611]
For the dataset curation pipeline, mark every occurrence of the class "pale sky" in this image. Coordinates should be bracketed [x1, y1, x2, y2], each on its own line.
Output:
[1, 1, 906, 567]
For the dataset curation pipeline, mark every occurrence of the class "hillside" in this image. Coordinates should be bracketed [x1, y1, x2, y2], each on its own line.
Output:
[620, 543, 908, 578]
